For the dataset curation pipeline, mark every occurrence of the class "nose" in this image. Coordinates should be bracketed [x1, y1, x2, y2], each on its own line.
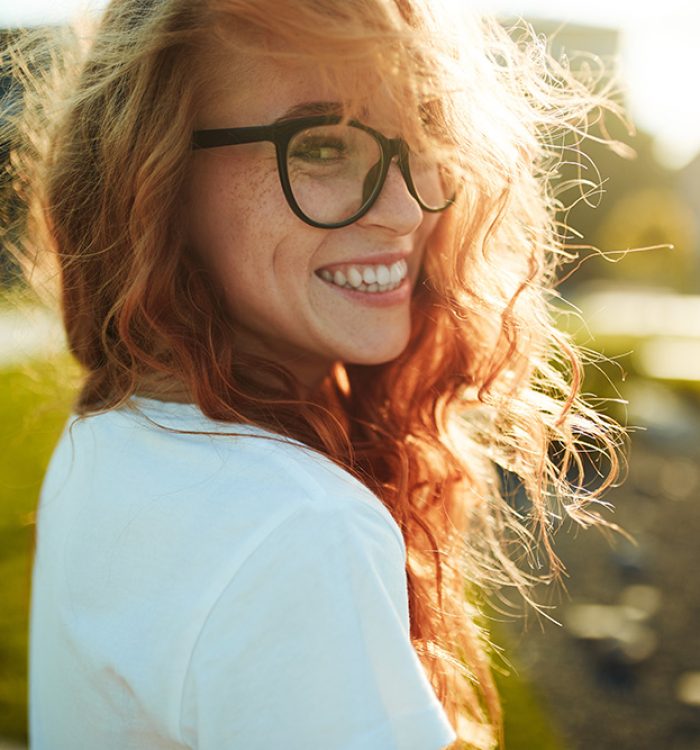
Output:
[357, 158, 424, 236]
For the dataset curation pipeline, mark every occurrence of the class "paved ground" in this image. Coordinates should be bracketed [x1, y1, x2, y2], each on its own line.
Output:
[499, 383, 700, 749]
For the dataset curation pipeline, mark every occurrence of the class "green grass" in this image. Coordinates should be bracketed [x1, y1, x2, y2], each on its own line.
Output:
[0, 355, 78, 742]
[0, 356, 566, 748]
[491, 621, 568, 750]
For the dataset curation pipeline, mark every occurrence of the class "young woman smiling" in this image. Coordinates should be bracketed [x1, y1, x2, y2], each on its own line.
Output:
[2, 0, 626, 747]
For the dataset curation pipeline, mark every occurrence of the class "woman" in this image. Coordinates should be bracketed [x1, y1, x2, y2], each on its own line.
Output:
[3, 0, 627, 748]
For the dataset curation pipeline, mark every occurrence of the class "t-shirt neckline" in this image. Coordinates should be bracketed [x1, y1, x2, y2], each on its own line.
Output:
[125, 395, 310, 449]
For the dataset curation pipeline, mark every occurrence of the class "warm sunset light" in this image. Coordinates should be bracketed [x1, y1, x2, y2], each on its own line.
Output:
[3, 3, 699, 750]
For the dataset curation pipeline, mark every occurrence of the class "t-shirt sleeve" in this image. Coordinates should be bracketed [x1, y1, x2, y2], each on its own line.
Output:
[179, 498, 458, 750]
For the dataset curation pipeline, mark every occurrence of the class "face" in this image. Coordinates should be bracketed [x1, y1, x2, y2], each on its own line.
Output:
[185, 51, 442, 389]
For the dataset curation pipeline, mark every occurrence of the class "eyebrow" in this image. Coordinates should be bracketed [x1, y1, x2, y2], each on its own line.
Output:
[273, 100, 344, 123]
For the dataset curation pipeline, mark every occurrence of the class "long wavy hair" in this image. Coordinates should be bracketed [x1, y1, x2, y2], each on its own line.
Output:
[3, 1, 631, 747]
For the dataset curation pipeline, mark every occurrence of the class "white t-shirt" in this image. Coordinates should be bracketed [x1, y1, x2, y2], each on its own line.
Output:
[29, 396, 458, 750]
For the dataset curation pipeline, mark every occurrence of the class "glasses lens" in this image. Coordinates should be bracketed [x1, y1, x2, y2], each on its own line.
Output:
[407, 149, 455, 211]
[286, 124, 383, 225]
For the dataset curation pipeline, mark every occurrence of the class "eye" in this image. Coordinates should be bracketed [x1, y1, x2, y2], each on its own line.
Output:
[290, 136, 348, 163]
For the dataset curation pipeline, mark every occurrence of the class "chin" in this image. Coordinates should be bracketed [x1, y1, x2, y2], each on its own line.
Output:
[342, 336, 410, 367]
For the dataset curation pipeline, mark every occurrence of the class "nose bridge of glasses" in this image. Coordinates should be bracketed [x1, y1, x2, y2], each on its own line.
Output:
[383, 138, 418, 202]
[385, 135, 405, 163]
[359, 146, 421, 229]
[360, 135, 400, 202]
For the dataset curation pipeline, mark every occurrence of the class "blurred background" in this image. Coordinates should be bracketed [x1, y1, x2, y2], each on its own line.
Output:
[1, 1, 698, 749]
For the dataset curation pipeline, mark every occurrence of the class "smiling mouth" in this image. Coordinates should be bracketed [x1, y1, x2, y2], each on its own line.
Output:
[315, 258, 408, 293]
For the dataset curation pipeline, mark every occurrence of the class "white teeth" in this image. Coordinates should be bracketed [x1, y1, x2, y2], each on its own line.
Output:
[362, 266, 377, 285]
[347, 267, 363, 288]
[350, 279, 400, 293]
[317, 258, 408, 294]
[375, 265, 391, 285]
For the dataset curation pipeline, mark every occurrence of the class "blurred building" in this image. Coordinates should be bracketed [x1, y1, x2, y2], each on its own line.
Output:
[678, 153, 700, 286]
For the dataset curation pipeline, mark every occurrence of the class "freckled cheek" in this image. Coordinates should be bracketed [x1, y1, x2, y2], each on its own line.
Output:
[190, 163, 278, 262]
[415, 212, 441, 265]
[188, 157, 314, 310]
[222, 188, 308, 315]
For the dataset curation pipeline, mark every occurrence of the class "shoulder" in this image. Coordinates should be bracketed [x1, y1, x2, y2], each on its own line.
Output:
[178, 459, 452, 750]
[47, 398, 405, 560]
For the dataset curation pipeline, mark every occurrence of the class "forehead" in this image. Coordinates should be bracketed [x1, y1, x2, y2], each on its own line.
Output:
[193, 49, 402, 131]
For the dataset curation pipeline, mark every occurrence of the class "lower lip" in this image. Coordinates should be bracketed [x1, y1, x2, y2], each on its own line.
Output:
[315, 273, 411, 306]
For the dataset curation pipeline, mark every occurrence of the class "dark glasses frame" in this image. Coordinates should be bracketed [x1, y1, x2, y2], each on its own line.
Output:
[191, 114, 455, 229]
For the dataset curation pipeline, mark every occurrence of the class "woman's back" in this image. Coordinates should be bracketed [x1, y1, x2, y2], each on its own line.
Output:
[29, 398, 457, 749]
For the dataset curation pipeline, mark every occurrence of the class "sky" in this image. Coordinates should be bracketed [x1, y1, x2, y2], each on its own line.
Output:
[1, 0, 697, 169]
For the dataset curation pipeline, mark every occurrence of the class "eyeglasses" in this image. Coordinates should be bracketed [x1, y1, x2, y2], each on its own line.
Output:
[191, 114, 456, 229]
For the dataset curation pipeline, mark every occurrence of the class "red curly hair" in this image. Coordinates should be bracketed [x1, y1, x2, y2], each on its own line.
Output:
[2, 1, 631, 746]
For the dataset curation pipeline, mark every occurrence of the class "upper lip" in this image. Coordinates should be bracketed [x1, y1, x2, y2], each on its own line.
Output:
[315, 251, 411, 272]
